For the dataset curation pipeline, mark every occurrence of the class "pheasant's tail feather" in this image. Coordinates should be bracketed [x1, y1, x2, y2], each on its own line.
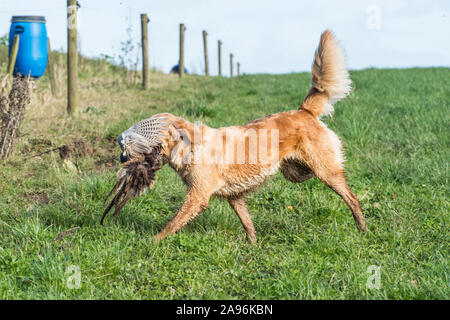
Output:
[100, 147, 164, 225]
[103, 178, 122, 203]
[101, 182, 126, 225]
[100, 199, 114, 225]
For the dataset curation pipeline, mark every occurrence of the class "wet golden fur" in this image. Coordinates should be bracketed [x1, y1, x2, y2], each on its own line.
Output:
[131, 30, 367, 242]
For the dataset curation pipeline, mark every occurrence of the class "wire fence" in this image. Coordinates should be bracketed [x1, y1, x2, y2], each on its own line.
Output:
[2, 2, 241, 77]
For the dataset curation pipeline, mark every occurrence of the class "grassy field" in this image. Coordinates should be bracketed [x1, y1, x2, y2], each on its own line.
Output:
[0, 48, 448, 299]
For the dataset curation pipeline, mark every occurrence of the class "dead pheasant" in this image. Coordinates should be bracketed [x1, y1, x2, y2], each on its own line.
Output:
[100, 145, 164, 225]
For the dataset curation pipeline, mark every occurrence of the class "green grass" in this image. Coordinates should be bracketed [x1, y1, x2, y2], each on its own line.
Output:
[0, 62, 448, 299]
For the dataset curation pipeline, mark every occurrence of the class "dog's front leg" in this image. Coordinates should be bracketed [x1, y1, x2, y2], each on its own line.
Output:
[228, 197, 257, 244]
[155, 189, 210, 241]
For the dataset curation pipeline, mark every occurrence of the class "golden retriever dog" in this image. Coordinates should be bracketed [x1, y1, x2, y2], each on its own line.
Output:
[102, 30, 367, 243]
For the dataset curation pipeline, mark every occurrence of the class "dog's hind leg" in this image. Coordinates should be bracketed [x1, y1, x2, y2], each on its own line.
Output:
[314, 166, 367, 231]
[228, 197, 256, 243]
[155, 189, 210, 241]
[300, 124, 367, 231]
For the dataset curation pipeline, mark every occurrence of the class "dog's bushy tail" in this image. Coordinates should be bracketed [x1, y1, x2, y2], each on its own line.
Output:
[300, 30, 351, 117]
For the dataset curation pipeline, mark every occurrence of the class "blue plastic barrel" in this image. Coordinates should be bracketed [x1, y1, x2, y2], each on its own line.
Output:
[9, 16, 47, 78]
[170, 64, 189, 75]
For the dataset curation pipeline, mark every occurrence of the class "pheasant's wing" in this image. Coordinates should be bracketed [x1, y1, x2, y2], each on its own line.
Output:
[133, 116, 169, 146]
[122, 131, 152, 158]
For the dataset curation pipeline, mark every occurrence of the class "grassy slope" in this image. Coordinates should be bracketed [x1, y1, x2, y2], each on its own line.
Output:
[0, 50, 448, 298]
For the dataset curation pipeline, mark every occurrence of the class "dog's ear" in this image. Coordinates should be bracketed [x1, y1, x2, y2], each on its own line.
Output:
[168, 124, 192, 144]
[168, 125, 181, 141]
[167, 124, 193, 167]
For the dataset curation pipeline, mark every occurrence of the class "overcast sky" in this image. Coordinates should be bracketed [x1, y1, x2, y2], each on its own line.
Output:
[0, 0, 449, 75]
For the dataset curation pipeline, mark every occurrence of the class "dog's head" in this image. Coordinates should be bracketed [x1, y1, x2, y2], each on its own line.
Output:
[101, 114, 193, 224]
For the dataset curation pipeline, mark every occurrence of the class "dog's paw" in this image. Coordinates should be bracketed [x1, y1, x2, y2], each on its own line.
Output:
[153, 233, 163, 243]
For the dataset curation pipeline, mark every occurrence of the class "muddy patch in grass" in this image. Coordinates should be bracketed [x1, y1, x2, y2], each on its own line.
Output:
[27, 191, 50, 205]
[59, 139, 91, 160]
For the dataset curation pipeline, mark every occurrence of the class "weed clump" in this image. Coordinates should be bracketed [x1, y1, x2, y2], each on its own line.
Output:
[0, 75, 32, 158]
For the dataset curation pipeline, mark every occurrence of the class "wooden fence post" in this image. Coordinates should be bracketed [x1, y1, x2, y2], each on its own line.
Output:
[202, 30, 209, 76]
[141, 13, 150, 89]
[47, 38, 58, 97]
[7, 35, 20, 79]
[218, 40, 222, 76]
[67, 0, 79, 115]
[230, 53, 233, 78]
[8, 34, 20, 79]
[237, 62, 241, 77]
[179, 23, 186, 78]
